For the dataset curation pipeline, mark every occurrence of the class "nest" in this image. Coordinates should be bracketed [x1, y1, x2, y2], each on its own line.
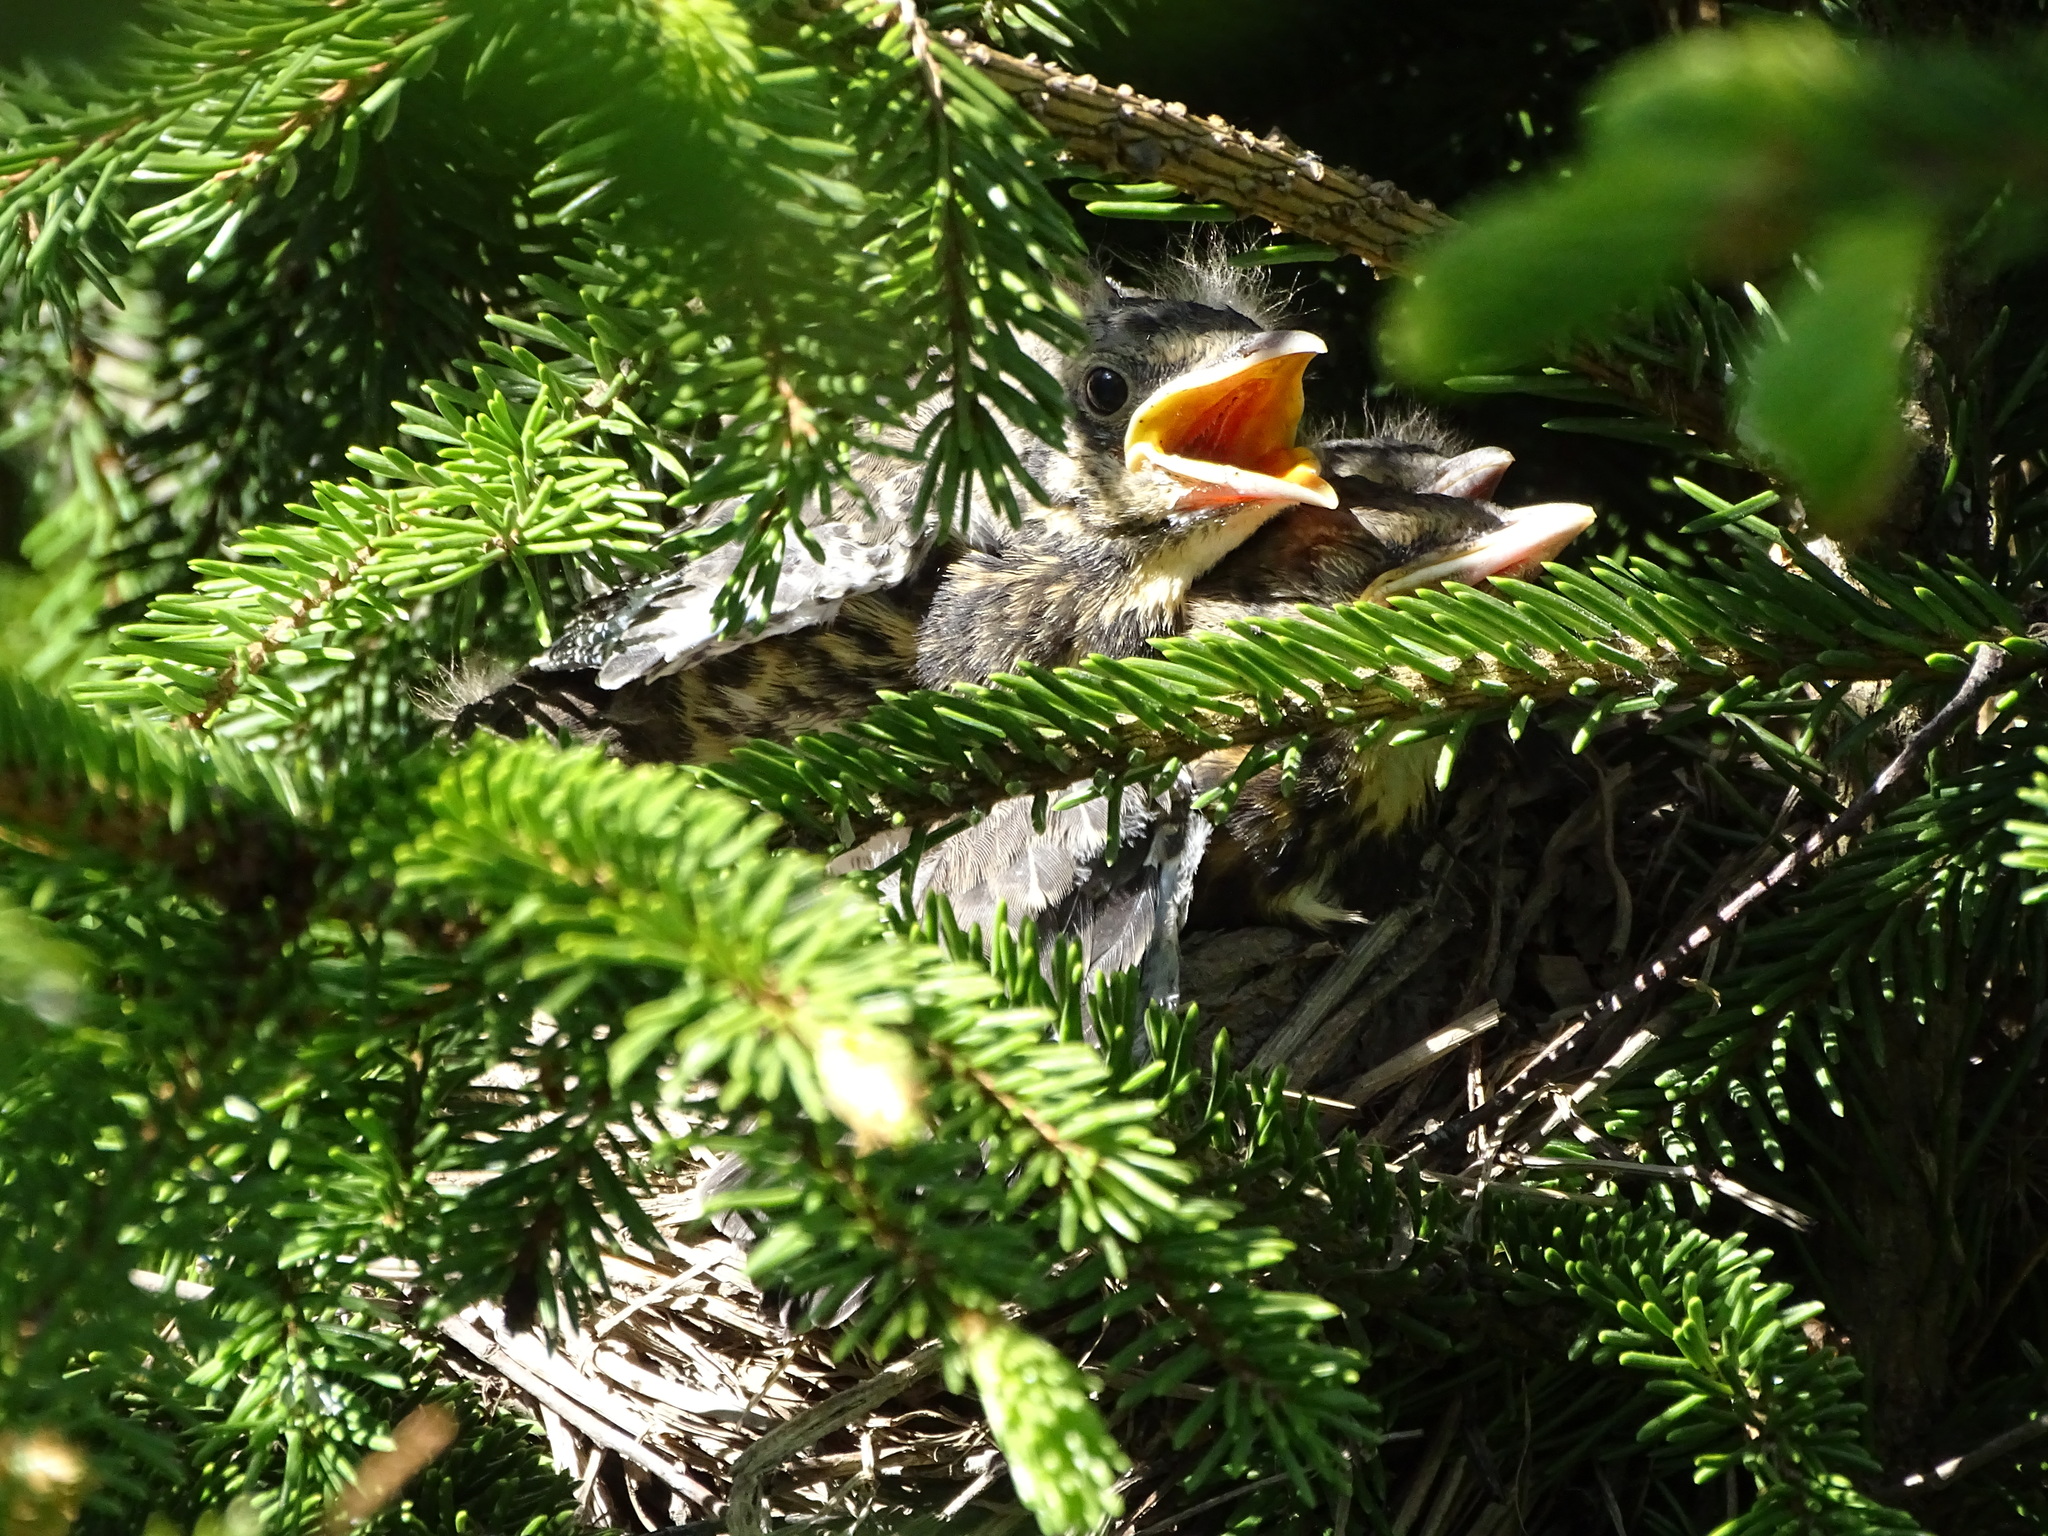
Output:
[433, 1185, 1001, 1534]
[435, 719, 1809, 1531]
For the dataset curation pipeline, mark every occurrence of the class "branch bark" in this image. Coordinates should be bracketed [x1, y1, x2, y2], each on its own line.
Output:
[957, 36, 1731, 444]
[949, 33, 1452, 273]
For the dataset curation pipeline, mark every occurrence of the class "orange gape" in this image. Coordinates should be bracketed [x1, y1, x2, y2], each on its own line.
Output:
[1122, 330, 1337, 512]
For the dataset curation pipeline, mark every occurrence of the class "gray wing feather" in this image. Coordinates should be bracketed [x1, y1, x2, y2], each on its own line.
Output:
[537, 450, 937, 689]
[840, 772, 1208, 1005]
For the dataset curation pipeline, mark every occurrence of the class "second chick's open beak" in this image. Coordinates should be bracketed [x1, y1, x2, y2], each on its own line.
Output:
[1124, 331, 1340, 513]
[1364, 502, 1599, 602]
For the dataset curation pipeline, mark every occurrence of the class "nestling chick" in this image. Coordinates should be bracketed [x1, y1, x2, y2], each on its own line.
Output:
[1182, 469, 1595, 930]
[456, 272, 1336, 752]
[915, 292, 1337, 686]
[897, 423, 1592, 991]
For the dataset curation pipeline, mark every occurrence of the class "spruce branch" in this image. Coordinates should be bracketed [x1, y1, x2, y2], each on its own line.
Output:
[79, 376, 666, 729]
[0, 0, 461, 324]
[706, 531, 2033, 849]
[855, 13, 1088, 532]
[396, 741, 1378, 1533]
[1507, 1211, 1926, 1534]
[0, 674, 316, 914]
[955, 36, 1730, 443]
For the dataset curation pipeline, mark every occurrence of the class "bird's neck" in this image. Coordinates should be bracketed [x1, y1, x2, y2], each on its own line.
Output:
[1042, 499, 1294, 622]
[1117, 505, 1295, 624]
[1040, 501, 1294, 647]
[916, 501, 1293, 688]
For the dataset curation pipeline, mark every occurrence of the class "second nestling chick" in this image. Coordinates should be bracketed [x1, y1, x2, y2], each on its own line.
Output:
[891, 424, 1592, 993]
[1181, 467, 1595, 930]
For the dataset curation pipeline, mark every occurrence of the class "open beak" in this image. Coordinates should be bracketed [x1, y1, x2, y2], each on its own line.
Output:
[1364, 502, 1597, 602]
[1124, 331, 1339, 512]
[1420, 446, 1515, 501]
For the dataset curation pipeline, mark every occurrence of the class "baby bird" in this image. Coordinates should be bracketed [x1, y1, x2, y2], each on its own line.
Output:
[911, 298, 1335, 687]
[888, 429, 1595, 989]
[456, 272, 1336, 754]
[1182, 467, 1595, 931]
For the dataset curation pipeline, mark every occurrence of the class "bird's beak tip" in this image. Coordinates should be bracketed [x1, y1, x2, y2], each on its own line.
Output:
[1286, 461, 1341, 509]
[1422, 446, 1516, 501]
[1514, 501, 1598, 544]
[1256, 329, 1327, 360]
[1366, 501, 1598, 601]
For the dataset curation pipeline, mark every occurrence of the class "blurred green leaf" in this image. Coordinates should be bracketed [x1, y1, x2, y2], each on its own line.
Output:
[0, 897, 90, 1025]
[1381, 19, 2048, 536]
[1736, 209, 1936, 534]
[1380, 170, 1731, 376]
[953, 1314, 1128, 1535]
[1382, 21, 1873, 378]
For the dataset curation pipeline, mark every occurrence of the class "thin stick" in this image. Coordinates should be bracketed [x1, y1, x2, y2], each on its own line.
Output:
[1408, 644, 2013, 1159]
[1289, 916, 1460, 1088]
[1336, 1003, 1502, 1109]
[1899, 1410, 2048, 1492]
[724, 1340, 946, 1536]
[1132, 1472, 1288, 1535]
[1252, 901, 1425, 1072]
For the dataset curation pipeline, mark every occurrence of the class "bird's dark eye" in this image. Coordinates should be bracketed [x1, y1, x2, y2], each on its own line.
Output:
[1081, 366, 1130, 416]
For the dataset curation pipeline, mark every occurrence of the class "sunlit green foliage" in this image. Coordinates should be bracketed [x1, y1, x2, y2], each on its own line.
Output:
[2, 3, 2046, 1535]
[1383, 21, 2048, 530]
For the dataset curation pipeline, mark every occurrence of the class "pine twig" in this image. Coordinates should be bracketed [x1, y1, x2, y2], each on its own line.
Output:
[1408, 642, 2015, 1161]
[956, 36, 1730, 443]
[948, 34, 1451, 272]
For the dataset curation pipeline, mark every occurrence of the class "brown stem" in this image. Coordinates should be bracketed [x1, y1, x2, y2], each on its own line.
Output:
[956, 38, 1732, 444]
[185, 535, 385, 730]
[950, 34, 1450, 274]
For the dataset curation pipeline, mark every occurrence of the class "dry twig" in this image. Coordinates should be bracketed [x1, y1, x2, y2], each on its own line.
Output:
[956, 37, 1730, 441]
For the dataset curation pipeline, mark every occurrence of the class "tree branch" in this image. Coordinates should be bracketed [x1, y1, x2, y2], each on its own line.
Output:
[0, 679, 320, 920]
[950, 34, 1450, 273]
[709, 620, 1941, 853]
[956, 36, 1731, 444]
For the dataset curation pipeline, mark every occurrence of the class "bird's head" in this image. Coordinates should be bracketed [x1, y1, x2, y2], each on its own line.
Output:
[1319, 435, 1516, 502]
[1049, 287, 1338, 534]
[1342, 489, 1597, 602]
